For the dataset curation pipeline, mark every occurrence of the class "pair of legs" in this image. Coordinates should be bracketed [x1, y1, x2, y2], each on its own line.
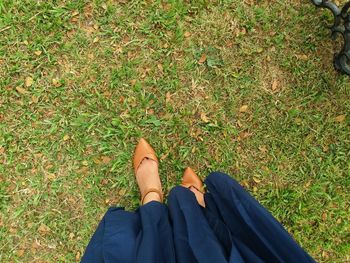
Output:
[134, 138, 205, 207]
[82, 139, 316, 262]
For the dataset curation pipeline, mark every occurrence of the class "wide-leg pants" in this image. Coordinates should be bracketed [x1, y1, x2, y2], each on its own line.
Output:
[81, 172, 315, 263]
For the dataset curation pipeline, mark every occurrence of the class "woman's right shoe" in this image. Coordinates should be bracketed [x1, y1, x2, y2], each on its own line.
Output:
[133, 138, 163, 204]
[181, 167, 206, 207]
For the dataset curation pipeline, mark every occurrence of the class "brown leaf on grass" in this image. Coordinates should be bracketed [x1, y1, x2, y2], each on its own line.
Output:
[101, 179, 108, 185]
[34, 50, 42, 56]
[25, 77, 33, 87]
[200, 112, 209, 123]
[198, 53, 207, 64]
[184, 31, 191, 38]
[271, 79, 278, 91]
[335, 114, 346, 123]
[17, 250, 25, 257]
[76, 252, 81, 261]
[259, 146, 268, 154]
[240, 180, 249, 189]
[63, 135, 70, 141]
[16, 86, 28, 94]
[239, 105, 248, 113]
[157, 63, 163, 73]
[297, 54, 308, 61]
[52, 78, 61, 87]
[253, 177, 261, 183]
[165, 92, 171, 103]
[118, 188, 127, 196]
[45, 173, 56, 180]
[38, 224, 50, 234]
[31, 95, 39, 103]
[72, 10, 80, 17]
[101, 156, 111, 164]
[93, 37, 99, 43]
[238, 131, 252, 141]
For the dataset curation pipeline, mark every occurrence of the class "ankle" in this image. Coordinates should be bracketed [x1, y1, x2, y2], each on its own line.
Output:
[143, 192, 162, 204]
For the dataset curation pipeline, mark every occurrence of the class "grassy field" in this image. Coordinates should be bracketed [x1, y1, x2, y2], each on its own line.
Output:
[1, 0, 349, 262]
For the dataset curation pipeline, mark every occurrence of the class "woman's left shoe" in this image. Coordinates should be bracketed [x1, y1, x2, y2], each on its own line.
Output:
[181, 167, 206, 207]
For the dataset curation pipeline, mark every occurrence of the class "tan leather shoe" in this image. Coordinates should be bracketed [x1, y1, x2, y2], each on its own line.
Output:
[181, 167, 205, 207]
[182, 167, 204, 191]
[133, 138, 163, 204]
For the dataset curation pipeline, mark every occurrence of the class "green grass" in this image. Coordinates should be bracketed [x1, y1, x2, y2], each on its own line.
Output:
[1, 0, 349, 262]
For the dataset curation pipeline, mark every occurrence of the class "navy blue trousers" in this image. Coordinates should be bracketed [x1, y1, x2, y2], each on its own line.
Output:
[81, 172, 315, 263]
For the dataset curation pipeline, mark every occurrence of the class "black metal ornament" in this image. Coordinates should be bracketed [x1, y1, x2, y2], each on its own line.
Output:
[311, 0, 350, 75]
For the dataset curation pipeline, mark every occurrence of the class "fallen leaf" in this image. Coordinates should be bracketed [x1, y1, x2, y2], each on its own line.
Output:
[69, 232, 75, 239]
[259, 146, 268, 153]
[101, 179, 108, 185]
[52, 78, 61, 87]
[238, 131, 251, 140]
[165, 92, 171, 103]
[34, 50, 42, 56]
[72, 10, 79, 17]
[253, 177, 261, 183]
[17, 250, 25, 257]
[184, 31, 191, 38]
[25, 77, 33, 87]
[297, 54, 308, 61]
[46, 173, 56, 180]
[322, 251, 329, 259]
[76, 252, 81, 261]
[335, 114, 345, 123]
[239, 105, 248, 113]
[200, 112, 209, 123]
[271, 79, 278, 91]
[295, 118, 302, 125]
[241, 180, 249, 188]
[198, 53, 207, 64]
[82, 160, 89, 166]
[118, 188, 127, 196]
[38, 224, 50, 234]
[101, 156, 111, 164]
[63, 135, 70, 141]
[16, 86, 28, 94]
[93, 37, 99, 43]
[48, 243, 56, 249]
[157, 63, 163, 73]
[31, 95, 39, 103]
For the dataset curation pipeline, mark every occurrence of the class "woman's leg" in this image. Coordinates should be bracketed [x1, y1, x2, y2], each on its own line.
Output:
[205, 172, 315, 263]
[81, 208, 139, 263]
[82, 139, 175, 263]
[168, 186, 228, 263]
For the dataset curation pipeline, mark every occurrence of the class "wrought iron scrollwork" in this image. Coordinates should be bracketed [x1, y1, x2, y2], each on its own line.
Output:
[311, 0, 350, 75]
